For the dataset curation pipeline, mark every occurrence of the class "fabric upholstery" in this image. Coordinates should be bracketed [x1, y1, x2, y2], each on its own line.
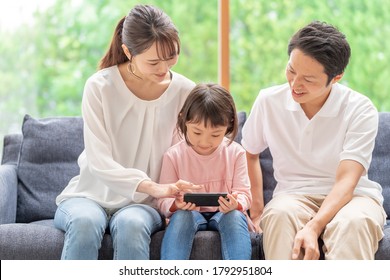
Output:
[234, 111, 246, 143]
[368, 112, 390, 219]
[1, 134, 22, 165]
[0, 165, 18, 224]
[16, 115, 84, 223]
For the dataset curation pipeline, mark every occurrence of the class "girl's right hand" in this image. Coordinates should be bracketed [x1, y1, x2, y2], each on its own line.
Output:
[174, 195, 198, 211]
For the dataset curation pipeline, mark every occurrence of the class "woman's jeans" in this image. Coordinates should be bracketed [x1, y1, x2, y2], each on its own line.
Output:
[161, 210, 251, 260]
[54, 197, 163, 260]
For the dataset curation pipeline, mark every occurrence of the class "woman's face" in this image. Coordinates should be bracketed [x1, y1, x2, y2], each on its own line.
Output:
[132, 42, 179, 83]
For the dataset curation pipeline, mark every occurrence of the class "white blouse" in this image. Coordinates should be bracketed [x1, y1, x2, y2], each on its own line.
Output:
[56, 66, 195, 208]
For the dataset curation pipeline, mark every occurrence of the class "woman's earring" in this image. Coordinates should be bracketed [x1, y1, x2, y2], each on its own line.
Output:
[127, 62, 136, 75]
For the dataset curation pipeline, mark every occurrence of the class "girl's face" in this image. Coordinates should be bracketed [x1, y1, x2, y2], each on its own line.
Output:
[129, 41, 179, 83]
[185, 121, 228, 156]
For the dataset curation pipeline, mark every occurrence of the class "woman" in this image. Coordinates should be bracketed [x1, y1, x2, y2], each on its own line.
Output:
[54, 4, 198, 260]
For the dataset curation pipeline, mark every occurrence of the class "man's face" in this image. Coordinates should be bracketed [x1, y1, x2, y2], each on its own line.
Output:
[285, 48, 339, 118]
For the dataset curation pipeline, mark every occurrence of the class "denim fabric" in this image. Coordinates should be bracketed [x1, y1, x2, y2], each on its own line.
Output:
[161, 210, 251, 260]
[54, 198, 163, 260]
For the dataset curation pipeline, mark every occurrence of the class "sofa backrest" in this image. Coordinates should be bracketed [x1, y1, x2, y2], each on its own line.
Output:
[368, 112, 390, 219]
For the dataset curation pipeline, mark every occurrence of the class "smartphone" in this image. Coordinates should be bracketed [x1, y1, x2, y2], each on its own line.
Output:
[183, 192, 228, 206]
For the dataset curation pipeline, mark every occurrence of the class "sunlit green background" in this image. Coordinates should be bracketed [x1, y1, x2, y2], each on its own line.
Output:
[1, 0, 390, 153]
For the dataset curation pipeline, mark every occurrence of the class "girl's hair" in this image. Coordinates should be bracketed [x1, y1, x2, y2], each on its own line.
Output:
[99, 4, 180, 70]
[178, 83, 238, 145]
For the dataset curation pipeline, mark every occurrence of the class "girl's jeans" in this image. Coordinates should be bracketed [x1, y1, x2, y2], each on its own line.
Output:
[161, 210, 251, 259]
[54, 197, 163, 260]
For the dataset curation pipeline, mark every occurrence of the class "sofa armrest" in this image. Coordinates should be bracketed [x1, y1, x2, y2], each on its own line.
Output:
[0, 164, 18, 224]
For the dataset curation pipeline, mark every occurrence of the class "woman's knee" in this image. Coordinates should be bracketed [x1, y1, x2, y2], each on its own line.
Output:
[112, 204, 162, 236]
[55, 198, 107, 235]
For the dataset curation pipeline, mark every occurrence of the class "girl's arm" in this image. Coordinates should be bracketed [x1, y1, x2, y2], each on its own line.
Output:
[246, 151, 264, 232]
[229, 149, 253, 212]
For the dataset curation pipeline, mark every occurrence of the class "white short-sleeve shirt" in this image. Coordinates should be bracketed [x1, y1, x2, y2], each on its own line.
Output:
[242, 82, 383, 204]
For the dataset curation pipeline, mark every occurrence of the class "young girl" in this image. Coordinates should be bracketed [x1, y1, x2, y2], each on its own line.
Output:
[157, 83, 253, 260]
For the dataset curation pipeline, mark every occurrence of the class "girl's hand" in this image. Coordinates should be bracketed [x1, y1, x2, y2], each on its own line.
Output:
[175, 194, 198, 211]
[250, 215, 263, 233]
[169, 193, 199, 212]
[218, 193, 239, 213]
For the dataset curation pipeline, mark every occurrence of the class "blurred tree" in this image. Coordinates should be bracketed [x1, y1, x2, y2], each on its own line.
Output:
[30, 0, 218, 116]
[230, 0, 390, 112]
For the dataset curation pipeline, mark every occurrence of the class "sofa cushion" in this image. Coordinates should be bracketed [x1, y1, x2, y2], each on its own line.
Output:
[368, 112, 390, 219]
[16, 115, 84, 223]
[1, 134, 23, 165]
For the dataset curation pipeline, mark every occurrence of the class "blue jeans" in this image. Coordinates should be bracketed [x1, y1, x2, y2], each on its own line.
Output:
[54, 197, 163, 260]
[161, 210, 251, 260]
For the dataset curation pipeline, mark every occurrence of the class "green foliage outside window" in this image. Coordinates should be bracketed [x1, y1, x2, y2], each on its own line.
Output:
[1, 0, 390, 148]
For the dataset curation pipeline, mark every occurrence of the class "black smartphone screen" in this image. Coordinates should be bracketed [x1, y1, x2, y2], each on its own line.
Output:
[183, 193, 228, 206]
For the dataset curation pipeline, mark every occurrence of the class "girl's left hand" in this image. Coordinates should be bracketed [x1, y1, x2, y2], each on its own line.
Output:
[218, 193, 239, 213]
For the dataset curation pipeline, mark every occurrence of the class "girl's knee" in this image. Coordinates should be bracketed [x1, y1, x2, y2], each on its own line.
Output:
[170, 210, 193, 223]
[217, 211, 247, 230]
[223, 210, 246, 222]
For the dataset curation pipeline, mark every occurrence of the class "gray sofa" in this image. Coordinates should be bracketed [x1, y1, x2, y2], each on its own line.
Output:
[0, 112, 389, 260]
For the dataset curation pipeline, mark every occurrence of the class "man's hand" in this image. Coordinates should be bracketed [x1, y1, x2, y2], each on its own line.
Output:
[292, 226, 320, 260]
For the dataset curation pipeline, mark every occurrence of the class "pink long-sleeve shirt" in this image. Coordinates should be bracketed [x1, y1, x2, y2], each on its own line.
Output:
[157, 138, 252, 218]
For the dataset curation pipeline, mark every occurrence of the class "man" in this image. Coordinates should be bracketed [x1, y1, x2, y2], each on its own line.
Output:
[242, 21, 386, 259]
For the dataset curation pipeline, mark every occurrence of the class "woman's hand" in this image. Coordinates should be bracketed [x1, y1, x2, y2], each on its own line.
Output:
[137, 180, 201, 198]
[218, 193, 239, 213]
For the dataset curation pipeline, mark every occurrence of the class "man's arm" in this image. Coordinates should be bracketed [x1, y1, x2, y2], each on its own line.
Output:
[292, 159, 365, 259]
[246, 151, 265, 233]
